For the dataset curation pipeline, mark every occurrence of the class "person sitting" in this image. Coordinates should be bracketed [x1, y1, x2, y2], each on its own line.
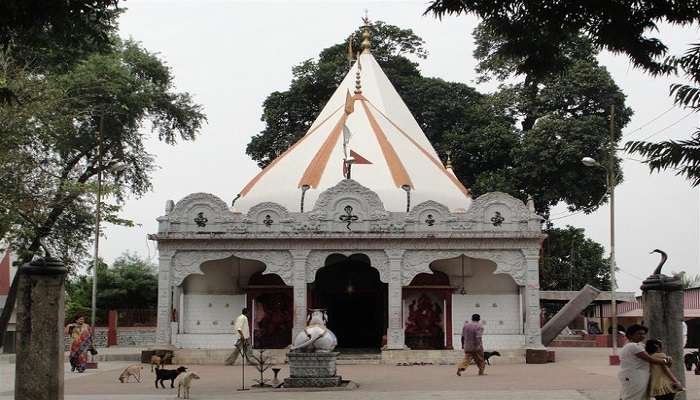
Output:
[645, 339, 684, 400]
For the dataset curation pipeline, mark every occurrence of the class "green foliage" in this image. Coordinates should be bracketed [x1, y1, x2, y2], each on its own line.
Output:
[247, 22, 426, 168]
[0, 0, 121, 72]
[65, 252, 158, 322]
[248, 22, 631, 218]
[540, 226, 611, 291]
[626, 43, 700, 186]
[425, 0, 700, 75]
[0, 39, 206, 268]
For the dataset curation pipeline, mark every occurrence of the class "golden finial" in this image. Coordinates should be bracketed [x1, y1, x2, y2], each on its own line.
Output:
[354, 55, 362, 94]
[445, 151, 453, 169]
[361, 9, 371, 54]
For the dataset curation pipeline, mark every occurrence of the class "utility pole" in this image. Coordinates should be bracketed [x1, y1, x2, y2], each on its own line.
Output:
[608, 104, 618, 363]
[90, 113, 104, 364]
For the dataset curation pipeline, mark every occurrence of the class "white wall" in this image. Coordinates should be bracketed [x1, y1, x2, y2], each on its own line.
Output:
[452, 294, 522, 349]
[182, 294, 246, 334]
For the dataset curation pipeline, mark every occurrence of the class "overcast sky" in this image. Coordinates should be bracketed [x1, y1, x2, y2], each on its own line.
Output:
[103, 0, 700, 294]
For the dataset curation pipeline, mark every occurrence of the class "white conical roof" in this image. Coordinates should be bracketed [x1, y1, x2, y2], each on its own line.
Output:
[236, 50, 471, 213]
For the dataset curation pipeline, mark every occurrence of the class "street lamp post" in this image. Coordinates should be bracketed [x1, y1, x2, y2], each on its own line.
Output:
[582, 106, 619, 365]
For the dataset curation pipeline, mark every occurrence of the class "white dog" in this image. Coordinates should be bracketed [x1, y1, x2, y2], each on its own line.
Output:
[177, 371, 200, 399]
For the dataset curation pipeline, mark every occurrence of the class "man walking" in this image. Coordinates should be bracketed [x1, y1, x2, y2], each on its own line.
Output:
[457, 313, 486, 376]
[225, 308, 251, 365]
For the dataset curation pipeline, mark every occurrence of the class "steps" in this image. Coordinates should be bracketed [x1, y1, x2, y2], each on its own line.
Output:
[336, 351, 382, 365]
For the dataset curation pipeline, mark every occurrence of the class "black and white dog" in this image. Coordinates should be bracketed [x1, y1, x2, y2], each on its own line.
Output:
[483, 351, 501, 365]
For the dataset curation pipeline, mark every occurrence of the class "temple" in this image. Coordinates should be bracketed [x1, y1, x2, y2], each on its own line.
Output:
[150, 19, 545, 359]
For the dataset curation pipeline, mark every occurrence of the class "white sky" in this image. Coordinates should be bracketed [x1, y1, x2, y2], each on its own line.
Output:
[103, 0, 700, 294]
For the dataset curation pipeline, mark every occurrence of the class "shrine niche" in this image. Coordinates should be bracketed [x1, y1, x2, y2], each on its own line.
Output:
[403, 271, 452, 350]
[247, 272, 293, 349]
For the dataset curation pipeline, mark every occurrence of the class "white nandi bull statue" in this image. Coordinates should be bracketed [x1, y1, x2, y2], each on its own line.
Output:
[290, 309, 338, 352]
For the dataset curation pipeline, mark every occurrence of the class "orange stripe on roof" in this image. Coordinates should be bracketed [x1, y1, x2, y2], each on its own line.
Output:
[239, 106, 343, 197]
[298, 113, 348, 188]
[361, 100, 413, 189]
[367, 101, 469, 196]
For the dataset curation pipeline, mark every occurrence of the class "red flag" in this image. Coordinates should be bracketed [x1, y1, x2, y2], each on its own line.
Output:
[350, 150, 372, 165]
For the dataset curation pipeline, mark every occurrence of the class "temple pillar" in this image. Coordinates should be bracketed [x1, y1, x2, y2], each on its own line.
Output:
[290, 249, 310, 340]
[523, 248, 544, 348]
[385, 249, 405, 349]
[155, 249, 174, 345]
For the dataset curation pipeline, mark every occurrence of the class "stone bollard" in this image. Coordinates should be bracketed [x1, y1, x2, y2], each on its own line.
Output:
[641, 250, 685, 400]
[14, 257, 67, 400]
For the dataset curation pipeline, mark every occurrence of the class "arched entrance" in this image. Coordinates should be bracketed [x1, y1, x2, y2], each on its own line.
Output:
[312, 254, 387, 349]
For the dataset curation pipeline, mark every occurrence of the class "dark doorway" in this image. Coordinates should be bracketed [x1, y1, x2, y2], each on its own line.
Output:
[313, 254, 387, 349]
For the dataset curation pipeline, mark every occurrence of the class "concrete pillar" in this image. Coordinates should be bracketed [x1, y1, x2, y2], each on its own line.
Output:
[290, 250, 310, 339]
[155, 249, 174, 345]
[541, 285, 601, 346]
[385, 249, 405, 349]
[15, 257, 67, 400]
[642, 271, 686, 400]
[522, 249, 544, 349]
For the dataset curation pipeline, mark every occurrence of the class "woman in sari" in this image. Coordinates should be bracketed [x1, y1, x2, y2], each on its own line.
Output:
[65, 315, 93, 373]
[619, 324, 672, 400]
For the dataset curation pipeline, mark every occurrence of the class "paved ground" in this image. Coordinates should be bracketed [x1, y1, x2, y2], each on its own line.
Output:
[1, 348, 699, 399]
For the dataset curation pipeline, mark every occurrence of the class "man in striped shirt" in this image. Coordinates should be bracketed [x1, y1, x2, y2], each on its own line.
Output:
[456, 313, 486, 376]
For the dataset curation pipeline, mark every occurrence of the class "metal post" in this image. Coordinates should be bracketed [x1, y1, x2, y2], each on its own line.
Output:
[608, 104, 618, 360]
[91, 114, 104, 355]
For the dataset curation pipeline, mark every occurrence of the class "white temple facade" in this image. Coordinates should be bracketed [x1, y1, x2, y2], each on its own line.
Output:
[151, 22, 545, 356]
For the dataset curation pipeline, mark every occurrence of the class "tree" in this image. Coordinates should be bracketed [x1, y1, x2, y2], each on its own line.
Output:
[247, 22, 428, 168]
[424, 0, 700, 75]
[65, 253, 158, 324]
[248, 22, 629, 216]
[0, 38, 206, 344]
[0, 0, 121, 72]
[539, 226, 611, 291]
[424, 1, 700, 188]
[0, 38, 206, 266]
[626, 43, 700, 186]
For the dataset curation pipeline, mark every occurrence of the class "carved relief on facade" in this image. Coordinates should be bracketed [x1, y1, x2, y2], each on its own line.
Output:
[401, 250, 527, 286]
[462, 192, 541, 232]
[165, 192, 236, 233]
[170, 250, 293, 286]
[305, 250, 388, 283]
[243, 202, 294, 232]
[405, 200, 454, 230]
[307, 179, 389, 222]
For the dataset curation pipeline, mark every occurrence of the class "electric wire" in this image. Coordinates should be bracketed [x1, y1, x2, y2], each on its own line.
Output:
[622, 106, 676, 139]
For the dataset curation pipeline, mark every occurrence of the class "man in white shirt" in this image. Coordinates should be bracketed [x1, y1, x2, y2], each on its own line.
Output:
[225, 308, 251, 365]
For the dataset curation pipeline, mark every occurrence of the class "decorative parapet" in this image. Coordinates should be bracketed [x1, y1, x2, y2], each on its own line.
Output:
[155, 181, 543, 237]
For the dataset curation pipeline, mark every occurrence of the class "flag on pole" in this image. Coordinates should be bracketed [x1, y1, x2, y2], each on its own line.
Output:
[350, 150, 371, 164]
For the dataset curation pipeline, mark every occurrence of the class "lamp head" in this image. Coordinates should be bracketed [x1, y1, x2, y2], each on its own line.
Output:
[581, 157, 599, 167]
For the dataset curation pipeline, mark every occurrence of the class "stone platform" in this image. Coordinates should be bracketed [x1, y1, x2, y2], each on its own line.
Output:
[171, 348, 526, 365]
[284, 352, 342, 388]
